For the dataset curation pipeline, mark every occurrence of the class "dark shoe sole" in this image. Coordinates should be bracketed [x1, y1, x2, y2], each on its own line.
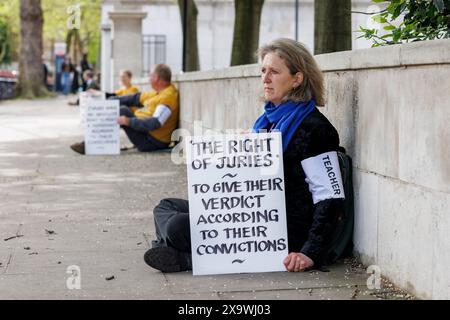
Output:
[70, 142, 85, 155]
[144, 247, 184, 273]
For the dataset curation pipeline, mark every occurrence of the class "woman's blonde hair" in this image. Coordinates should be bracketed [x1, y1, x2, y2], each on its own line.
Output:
[258, 38, 325, 106]
[120, 70, 133, 78]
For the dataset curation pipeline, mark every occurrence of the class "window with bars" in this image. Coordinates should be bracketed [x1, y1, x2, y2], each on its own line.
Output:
[142, 35, 166, 77]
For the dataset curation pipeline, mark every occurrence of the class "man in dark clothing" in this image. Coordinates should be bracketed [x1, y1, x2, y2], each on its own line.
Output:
[80, 53, 91, 91]
[83, 69, 99, 90]
[43, 63, 48, 88]
[71, 64, 80, 94]
[67, 70, 99, 106]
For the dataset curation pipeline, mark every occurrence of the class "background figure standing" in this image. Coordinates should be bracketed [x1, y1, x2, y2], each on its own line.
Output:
[61, 57, 72, 95]
[71, 63, 80, 94]
[80, 53, 91, 91]
[43, 62, 48, 88]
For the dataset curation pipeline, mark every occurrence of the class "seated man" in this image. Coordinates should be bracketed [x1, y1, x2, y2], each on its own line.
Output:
[68, 69, 101, 106]
[70, 64, 179, 154]
[80, 69, 100, 91]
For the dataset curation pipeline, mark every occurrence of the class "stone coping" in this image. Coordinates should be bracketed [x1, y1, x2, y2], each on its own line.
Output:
[161, 39, 450, 82]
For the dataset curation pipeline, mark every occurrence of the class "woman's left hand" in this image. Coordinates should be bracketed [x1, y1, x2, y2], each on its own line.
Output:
[283, 252, 314, 272]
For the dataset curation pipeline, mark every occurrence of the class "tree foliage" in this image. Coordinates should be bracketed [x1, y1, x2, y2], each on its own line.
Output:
[42, 0, 101, 65]
[0, 1, 20, 63]
[358, 0, 450, 46]
[0, 18, 12, 64]
[0, 0, 100, 65]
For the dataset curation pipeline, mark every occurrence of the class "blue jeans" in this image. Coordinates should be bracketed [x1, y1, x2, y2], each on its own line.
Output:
[119, 107, 168, 152]
[61, 72, 71, 95]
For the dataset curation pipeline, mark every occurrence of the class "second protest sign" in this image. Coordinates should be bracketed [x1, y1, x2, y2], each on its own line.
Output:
[84, 99, 120, 155]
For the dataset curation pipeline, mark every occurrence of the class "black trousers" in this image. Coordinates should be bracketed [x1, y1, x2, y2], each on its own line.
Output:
[120, 107, 167, 152]
[152, 198, 191, 253]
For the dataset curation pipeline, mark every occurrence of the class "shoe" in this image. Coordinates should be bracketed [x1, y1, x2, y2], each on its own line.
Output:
[70, 141, 85, 154]
[144, 247, 191, 273]
[68, 101, 78, 106]
[120, 145, 137, 151]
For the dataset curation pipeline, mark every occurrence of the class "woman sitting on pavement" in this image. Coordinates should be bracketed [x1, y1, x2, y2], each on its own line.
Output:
[143, 38, 346, 273]
[103, 70, 140, 100]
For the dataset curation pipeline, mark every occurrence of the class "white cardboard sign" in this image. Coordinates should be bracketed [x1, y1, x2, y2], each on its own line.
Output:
[84, 99, 120, 155]
[79, 91, 105, 127]
[185, 132, 288, 275]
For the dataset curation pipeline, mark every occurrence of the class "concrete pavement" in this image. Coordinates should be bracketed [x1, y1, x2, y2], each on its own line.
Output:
[0, 96, 413, 300]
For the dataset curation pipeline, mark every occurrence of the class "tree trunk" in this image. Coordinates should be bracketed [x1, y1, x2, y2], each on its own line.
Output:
[231, 0, 265, 66]
[66, 28, 83, 64]
[18, 0, 47, 98]
[314, 0, 352, 55]
[178, 0, 200, 71]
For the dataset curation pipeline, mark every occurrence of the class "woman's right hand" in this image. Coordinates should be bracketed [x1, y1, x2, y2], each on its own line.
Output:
[283, 252, 314, 272]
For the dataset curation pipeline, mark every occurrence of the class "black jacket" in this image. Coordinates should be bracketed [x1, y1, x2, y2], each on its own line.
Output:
[282, 107, 345, 266]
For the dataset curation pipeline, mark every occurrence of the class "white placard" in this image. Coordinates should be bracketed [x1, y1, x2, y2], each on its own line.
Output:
[54, 42, 67, 56]
[79, 91, 105, 127]
[84, 100, 120, 155]
[186, 132, 288, 275]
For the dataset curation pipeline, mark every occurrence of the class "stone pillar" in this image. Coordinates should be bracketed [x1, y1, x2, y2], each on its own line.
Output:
[100, 23, 112, 92]
[109, 11, 147, 91]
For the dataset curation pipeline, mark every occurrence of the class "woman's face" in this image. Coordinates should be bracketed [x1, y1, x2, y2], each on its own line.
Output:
[261, 52, 302, 105]
[120, 73, 131, 87]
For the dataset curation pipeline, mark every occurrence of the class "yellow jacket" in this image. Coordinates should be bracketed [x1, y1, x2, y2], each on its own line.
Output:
[135, 84, 179, 143]
[115, 86, 140, 113]
[115, 85, 139, 96]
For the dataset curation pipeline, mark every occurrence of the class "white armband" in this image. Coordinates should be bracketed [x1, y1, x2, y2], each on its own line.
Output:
[153, 104, 172, 126]
[301, 151, 345, 204]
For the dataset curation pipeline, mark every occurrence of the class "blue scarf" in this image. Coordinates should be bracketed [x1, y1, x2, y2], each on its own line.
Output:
[253, 99, 316, 151]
